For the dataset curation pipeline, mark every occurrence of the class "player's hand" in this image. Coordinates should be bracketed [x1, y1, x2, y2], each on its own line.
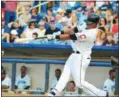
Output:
[46, 34, 56, 40]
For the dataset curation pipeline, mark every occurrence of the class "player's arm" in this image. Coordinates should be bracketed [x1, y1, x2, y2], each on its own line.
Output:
[55, 34, 71, 40]
[55, 33, 89, 41]
[46, 32, 90, 41]
[103, 81, 109, 91]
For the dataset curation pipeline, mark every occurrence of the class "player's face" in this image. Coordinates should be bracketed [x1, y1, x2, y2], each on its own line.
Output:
[55, 71, 61, 77]
[111, 72, 115, 79]
[1, 74, 6, 80]
[21, 67, 27, 76]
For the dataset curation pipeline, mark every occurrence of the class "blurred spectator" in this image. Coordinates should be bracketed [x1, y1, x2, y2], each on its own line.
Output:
[102, 33, 117, 46]
[32, 32, 38, 39]
[1, 1, 5, 20]
[60, 0, 68, 10]
[2, 20, 25, 41]
[9, 30, 19, 43]
[110, 18, 119, 39]
[41, 1, 48, 13]
[95, 27, 106, 46]
[72, 11, 78, 27]
[64, 80, 80, 96]
[103, 69, 115, 95]
[41, 18, 50, 30]
[2, 19, 10, 43]
[99, 1, 112, 12]
[9, 20, 25, 37]
[21, 21, 38, 38]
[15, 66, 31, 90]
[95, 1, 104, 10]
[51, 69, 61, 89]
[2, 69, 11, 90]
[18, 4, 31, 25]
[45, 19, 60, 35]
[85, 1, 95, 9]
[4, 1, 19, 25]
[46, 9, 55, 22]
[37, 20, 46, 37]
[106, 9, 113, 23]
[65, 81, 76, 92]
[30, 8, 41, 22]
[98, 17, 109, 33]
[55, 8, 65, 22]
[64, 9, 72, 23]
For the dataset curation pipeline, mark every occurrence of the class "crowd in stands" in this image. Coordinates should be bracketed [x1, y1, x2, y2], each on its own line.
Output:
[1, 1, 119, 46]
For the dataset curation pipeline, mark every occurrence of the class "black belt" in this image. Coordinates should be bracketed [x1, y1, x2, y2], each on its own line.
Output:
[72, 51, 80, 54]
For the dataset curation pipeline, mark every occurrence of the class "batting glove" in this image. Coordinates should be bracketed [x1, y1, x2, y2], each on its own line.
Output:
[46, 34, 56, 40]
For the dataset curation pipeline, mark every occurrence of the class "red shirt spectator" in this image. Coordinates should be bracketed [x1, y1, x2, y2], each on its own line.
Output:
[5, 1, 18, 12]
[111, 24, 118, 34]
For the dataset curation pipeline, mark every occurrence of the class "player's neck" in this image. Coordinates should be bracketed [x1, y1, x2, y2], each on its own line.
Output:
[109, 77, 114, 81]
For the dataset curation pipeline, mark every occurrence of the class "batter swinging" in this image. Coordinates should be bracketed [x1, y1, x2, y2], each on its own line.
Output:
[47, 16, 108, 96]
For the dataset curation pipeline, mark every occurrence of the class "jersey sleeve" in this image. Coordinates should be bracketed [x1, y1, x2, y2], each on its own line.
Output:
[15, 76, 19, 86]
[8, 78, 11, 90]
[26, 76, 31, 86]
[103, 80, 109, 91]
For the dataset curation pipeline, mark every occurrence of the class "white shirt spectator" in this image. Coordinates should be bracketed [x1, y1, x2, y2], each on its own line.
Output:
[103, 78, 115, 95]
[51, 77, 58, 89]
[38, 29, 46, 37]
[15, 74, 31, 90]
[2, 76, 11, 90]
[23, 28, 39, 38]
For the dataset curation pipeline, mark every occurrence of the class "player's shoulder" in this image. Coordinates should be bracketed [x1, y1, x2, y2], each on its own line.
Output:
[24, 74, 31, 79]
[16, 75, 21, 79]
[4, 76, 11, 81]
[104, 78, 112, 84]
[87, 28, 98, 32]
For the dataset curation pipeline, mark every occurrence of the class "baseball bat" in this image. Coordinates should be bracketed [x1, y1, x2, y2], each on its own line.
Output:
[15, 36, 47, 43]
[35, 36, 47, 40]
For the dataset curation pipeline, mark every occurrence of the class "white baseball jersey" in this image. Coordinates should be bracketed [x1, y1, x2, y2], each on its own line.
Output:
[52, 28, 107, 96]
[51, 77, 59, 89]
[103, 78, 115, 95]
[15, 74, 31, 90]
[70, 28, 98, 54]
[2, 76, 11, 90]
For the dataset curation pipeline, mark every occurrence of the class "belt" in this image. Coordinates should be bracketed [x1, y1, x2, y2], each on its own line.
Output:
[72, 51, 80, 54]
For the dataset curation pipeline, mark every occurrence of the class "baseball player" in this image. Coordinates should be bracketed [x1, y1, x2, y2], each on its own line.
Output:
[47, 15, 109, 97]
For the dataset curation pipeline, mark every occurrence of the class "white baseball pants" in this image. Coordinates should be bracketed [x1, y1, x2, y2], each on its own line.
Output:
[55, 53, 107, 96]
